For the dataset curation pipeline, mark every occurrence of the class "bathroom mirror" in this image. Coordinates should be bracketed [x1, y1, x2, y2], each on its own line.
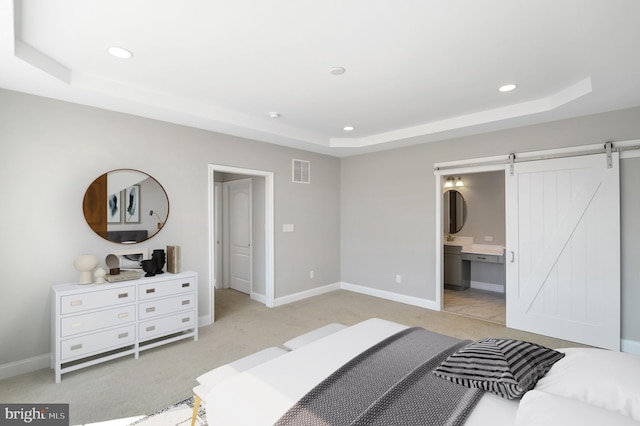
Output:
[83, 169, 169, 244]
[443, 189, 465, 234]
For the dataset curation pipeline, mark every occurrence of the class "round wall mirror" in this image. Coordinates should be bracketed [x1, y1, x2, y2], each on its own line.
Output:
[83, 169, 169, 243]
[443, 189, 466, 234]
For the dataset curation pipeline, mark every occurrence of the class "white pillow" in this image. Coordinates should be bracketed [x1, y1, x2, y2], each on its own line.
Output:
[534, 348, 640, 421]
[517, 390, 639, 426]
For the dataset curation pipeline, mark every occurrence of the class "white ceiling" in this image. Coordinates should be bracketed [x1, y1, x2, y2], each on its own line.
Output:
[1, 0, 640, 157]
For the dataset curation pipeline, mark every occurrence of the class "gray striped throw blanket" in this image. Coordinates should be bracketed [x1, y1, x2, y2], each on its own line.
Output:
[275, 327, 483, 426]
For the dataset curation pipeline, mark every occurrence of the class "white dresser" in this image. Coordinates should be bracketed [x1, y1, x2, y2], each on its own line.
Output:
[51, 271, 198, 382]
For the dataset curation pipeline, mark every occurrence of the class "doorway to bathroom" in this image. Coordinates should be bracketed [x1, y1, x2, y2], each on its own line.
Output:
[441, 170, 506, 324]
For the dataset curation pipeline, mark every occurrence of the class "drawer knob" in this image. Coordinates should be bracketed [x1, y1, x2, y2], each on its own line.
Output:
[118, 332, 129, 339]
[118, 312, 129, 319]
[146, 288, 156, 294]
[146, 307, 156, 313]
[118, 293, 129, 298]
[181, 300, 190, 305]
[70, 344, 83, 351]
[71, 322, 82, 329]
[182, 317, 190, 323]
[146, 325, 156, 332]
[181, 283, 190, 288]
[70, 300, 83, 306]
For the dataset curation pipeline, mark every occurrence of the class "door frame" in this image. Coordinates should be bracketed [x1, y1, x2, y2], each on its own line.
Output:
[214, 181, 222, 291]
[208, 165, 275, 321]
[435, 162, 504, 311]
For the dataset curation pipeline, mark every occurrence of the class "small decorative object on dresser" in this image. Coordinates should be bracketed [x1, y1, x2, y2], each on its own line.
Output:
[105, 248, 148, 282]
[94, 267, 106, 284]
[152, 249, 166, 274]
[105, 253, 120, 275]
[141, 259, 157, 277]
[167, 245, 181, 273]
[73, 254, 99, 285]
[51, 271, 198, 382]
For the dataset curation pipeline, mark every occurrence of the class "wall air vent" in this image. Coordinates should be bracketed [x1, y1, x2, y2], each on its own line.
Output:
[292, 159, 311, 184]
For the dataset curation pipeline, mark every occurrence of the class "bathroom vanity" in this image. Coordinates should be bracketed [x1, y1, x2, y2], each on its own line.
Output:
[443, 244, 470, 290]
[444, 237, 505, 292]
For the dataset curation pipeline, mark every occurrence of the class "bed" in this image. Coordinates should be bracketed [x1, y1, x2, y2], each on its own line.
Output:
[201, 319, 640, 425]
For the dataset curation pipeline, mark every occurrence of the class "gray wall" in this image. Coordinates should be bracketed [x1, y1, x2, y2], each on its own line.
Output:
[341, 107, 640, 343]
[0, 89, 341, 366]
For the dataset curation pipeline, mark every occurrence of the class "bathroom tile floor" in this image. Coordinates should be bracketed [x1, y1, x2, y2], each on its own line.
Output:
[444, 288, 506, 324]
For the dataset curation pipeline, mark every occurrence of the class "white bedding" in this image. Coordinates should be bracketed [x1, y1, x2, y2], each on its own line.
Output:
[204, 318, 518, 425]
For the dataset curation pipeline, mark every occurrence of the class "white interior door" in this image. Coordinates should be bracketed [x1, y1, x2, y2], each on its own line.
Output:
[506, 152, 620, 350]
[225, 179, 252, 294]
[214, 182, 222, 289]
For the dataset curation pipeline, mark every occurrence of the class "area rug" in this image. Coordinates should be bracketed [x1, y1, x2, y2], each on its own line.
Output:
[127, 397, 207, 426]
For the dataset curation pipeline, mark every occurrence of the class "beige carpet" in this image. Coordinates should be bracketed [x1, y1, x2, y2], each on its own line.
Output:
[0, 288, 583, 425]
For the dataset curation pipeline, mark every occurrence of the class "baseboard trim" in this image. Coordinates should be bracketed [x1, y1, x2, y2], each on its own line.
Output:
[198, 314, 212, 327]
[251, 292, 267, 304]
[273, 283, 341, 307]
[272, 281, 438, 311]
[0, 354, 50, 381]
[621, 339, 640, 355]
[340, 282, 439, 310]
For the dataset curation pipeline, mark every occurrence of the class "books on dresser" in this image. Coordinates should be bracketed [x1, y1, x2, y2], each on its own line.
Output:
[167, 245, 181, 273]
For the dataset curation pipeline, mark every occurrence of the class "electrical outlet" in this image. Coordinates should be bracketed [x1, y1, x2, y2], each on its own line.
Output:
[484, 236, 493, 242]
[310, 270, 315, 279]
[396, 275, 402, 284]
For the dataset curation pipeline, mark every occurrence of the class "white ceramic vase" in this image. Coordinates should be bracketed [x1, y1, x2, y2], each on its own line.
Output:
[74, 254, 99, 285]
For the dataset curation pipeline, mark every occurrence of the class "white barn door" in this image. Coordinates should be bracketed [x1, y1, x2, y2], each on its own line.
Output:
[505, 152, 620, 350]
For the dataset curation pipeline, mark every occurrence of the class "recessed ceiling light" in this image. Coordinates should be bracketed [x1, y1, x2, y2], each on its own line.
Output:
[108, 47, 133, 59]
[269, 112, 280, 119]
[343, 126, 355, 131]
[498, 84, 517, 92]
[330, 67, 346, 76]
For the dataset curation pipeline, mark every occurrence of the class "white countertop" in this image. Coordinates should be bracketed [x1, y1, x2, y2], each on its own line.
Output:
[444, 236, 505, 256]
[462, 244, 505, 256]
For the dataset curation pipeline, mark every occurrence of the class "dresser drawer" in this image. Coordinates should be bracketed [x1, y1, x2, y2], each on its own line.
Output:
[139, 311, 196, 340]
[60, 325, 135, 360]
[461, 253, 500, 263]
[60, 286, 135, 314]
[139, 294, 195, 320]
[61, 305, 135, 337]
[139, 277, 195, 300]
